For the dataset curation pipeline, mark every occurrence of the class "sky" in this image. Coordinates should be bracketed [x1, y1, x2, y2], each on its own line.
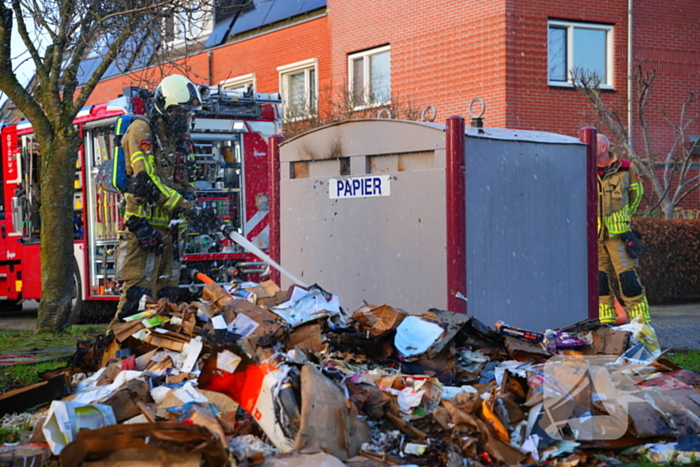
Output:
[0, 16, 38, 107]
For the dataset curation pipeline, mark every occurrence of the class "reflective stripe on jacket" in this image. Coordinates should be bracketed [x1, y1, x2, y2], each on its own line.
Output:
[122, 118, 186, 228]
[597, 155, 643, 238]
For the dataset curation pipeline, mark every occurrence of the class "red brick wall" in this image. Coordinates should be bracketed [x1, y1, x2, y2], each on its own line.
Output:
[86, 17, 331, 105]
[327, 0, 509, 126]
[505, 0, 629, 136]
[83, 2, 700, 208]
[633, 0, 700, 155]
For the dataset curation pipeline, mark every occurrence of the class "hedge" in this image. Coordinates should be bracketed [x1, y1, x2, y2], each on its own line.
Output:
[631, 218, 700, 305]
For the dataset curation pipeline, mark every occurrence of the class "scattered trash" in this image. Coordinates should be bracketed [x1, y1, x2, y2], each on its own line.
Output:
[0, 276, 694, 466]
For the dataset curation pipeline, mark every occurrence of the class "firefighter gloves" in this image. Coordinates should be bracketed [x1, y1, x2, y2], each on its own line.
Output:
[127, 171, 162, 204]
[620, 231, 645, 259]
[126, 216, 165, 255]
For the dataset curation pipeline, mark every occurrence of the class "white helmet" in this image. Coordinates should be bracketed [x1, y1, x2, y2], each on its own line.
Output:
[153, 74, 202, 115]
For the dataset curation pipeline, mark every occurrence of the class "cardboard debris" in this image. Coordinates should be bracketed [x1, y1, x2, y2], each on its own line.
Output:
[293, 364, 371, 460]
[58, 423, 229, 467]
[352, 303, 405, 337]
[4, 276, 697, 467]
[580, 328, 631, 355]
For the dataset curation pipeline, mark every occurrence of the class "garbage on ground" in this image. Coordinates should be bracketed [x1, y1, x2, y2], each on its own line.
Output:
[1, 277, 695, 466]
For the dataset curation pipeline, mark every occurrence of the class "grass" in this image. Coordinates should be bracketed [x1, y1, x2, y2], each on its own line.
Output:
[0, 325, 106, 353]
[666, 349, 700, 373]
[0, 360, 69, 393]
[0, 325, 107, 392]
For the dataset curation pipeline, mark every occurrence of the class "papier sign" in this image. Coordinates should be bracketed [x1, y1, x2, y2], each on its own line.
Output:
[329, 176, 391, 199]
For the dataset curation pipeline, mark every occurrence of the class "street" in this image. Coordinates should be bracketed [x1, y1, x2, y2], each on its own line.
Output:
[1, 300, 698, 349]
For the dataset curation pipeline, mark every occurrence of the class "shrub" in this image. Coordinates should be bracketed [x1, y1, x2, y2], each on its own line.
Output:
[632, 218, 700, 304]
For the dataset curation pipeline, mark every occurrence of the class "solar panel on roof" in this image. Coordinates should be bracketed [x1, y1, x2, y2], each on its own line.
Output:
[103, 30, 149, 79]
[77, 57, 103, 87]
[229, 0, 274, 36]
[206, 15, 237, 47]
[300, 0, 326, 14]
[130, 32, 159, 71]
[262, 0, 305, 25]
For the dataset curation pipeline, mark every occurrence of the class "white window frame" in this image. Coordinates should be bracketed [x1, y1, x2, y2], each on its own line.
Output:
[220, 74, 256, 92]
[348, 45, 391, 109]
[277, 59, 318, 121]
[165, 4, 214, 48]
[548, 20, 614, 89]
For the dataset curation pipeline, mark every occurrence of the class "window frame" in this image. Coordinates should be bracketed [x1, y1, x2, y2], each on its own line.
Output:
[348, 45, 391, 109]
[220, 74, 256, 92]
[547, 20, 614, 89]
[165, 4, 214, 48]
[277, 59, 318, 121]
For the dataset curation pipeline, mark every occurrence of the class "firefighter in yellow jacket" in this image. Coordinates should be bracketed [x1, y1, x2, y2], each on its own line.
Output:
[111, 75, 201, 325]
[597, 133, 651, 324]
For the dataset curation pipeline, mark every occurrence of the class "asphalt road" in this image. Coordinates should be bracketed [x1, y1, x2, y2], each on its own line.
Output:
[1, 300, 699, 349]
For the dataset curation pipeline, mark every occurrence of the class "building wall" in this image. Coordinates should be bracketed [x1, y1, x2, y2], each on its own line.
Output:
[505, 0, 629, 136]
[84, 1, 700, 209]
[86, 16, 331, 106]
[327, 0, 509, 126]
[504, 0, 700, 148]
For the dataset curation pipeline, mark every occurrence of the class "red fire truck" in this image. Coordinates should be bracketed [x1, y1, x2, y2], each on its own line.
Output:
[0, 85, 282, 316]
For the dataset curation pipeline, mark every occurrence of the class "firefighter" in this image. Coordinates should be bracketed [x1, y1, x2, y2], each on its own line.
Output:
[596, 133, 651, 324]
[110, 74, 202, 327]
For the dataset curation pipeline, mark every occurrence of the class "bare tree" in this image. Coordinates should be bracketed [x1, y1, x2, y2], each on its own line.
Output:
[574, 63, 700, 219]
[0, 0, 220, 330]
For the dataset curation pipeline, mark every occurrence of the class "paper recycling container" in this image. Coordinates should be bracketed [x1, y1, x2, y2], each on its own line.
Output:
[274, 118, 597, 331]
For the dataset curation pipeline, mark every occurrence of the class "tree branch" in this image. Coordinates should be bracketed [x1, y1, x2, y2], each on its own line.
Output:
[11, 0, 49, 82]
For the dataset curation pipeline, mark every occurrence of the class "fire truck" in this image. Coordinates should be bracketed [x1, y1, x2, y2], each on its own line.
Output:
[0, 85, 282, 316]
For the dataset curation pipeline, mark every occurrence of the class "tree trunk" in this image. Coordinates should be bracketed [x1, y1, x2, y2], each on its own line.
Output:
[662, 201, 675, 220]
[36, 131, 80, 331]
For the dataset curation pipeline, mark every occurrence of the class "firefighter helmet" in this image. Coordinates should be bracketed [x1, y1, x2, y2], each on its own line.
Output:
[153, 74, 202, 115]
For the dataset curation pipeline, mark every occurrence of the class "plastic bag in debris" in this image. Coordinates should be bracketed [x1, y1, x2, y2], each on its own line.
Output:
[613, 315, 661, 361]
[199, 353, 297, 452]
[544, 330, 593, 349]
[271, 285, 346, 327]
[228, 434, 277, 463]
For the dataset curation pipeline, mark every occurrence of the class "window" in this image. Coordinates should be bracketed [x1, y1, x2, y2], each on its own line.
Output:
[165, 5, 214, 46]
[349, 45, 391, 108]
[220, 74, 256, 92]
[277, 59, 317, 120]
[548, 21, 613, 88]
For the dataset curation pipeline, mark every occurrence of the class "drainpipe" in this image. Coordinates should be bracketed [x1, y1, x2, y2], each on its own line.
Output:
[628, 0, 633, 148]
[208, 51, 214, 86]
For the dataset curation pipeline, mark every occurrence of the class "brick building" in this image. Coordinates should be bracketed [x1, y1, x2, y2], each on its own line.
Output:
[86, 0, 700, 209]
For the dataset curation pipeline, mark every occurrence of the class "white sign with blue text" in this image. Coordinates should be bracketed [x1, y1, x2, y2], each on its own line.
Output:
[329, 175, 391, 199]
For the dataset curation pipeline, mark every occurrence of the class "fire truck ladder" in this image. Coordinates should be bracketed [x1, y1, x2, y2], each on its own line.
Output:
[197, 85, 282, 119]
